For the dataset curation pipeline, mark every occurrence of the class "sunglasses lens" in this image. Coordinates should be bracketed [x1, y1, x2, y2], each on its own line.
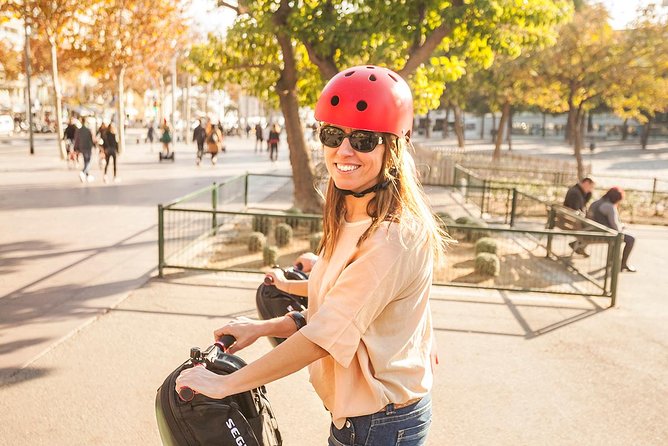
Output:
[319, 127, 345, 147]
[349, 131, 378, 153]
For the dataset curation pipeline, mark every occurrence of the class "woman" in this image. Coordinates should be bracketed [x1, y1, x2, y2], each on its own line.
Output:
[176, 65, 449, 445]
[205, 121, 223, 165]
[268, 123, 280, 162]
[103, 123, 119, 183]
[587, 186, 636, 272]
[159, 119, 172, 154]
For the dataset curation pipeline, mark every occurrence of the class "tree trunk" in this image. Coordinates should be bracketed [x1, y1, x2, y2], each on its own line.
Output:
[573, 107, 585, 180]
[159, 75, 165, 125]
[493, 102, 510, 160]
[116, 66, 126, 154]
[566, 103, 576, 144]
[453, 106, 464, 148]
[587, 112, 593, 133]
[425, 110, 431, 139]
[479, 113, 485, 139]
[49, 38, 66, 160]
[641, 116, 652, 149]
[491, 113, 496, 143]
[274, 0, 323, 213]
[542, 112, 546, 138]
[506, 106, 513, 151]
[621, 118, 629, 140]
[442, 108, 450, 138]
[184, 74, 191, 142]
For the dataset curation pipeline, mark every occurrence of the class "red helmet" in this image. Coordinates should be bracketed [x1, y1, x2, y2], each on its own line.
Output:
[314, 65, 413, 138]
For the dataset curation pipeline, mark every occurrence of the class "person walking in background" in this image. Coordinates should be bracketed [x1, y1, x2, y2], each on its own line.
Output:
[74, 118, 95, 183]
[193, 119, 206, 166]
[254, 122, 264, 153]
[587, 187, 637, 272]
[263, 124, 271, 152]
[146, 121, 155, 149]
[175, 65, 445, 446]
[204, 120, 223, 165]
[63, 117, 79, 169]
[103, 123, 119, 183]
[96, 122, 108, 170]
[268, 123, 280, 162]
[160, 119, 173, 155]
[564, 177, 595, 255]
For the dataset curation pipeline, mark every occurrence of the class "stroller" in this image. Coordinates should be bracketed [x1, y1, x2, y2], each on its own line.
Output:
[156, 335, 282, 446]
[255, 266, 308, 347]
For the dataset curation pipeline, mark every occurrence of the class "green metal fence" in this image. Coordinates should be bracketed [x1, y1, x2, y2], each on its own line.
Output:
[158, 173, 623, 305]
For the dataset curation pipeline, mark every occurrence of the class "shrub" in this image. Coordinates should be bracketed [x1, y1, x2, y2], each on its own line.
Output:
[454, 216, 490, 242]
[285, 207, 302, 228]
[274, 223, 293, 247]
[309, 218, 323, 234]
[310, 232, 323, 253]
[436, 212, 455, 227]
[252, 215, 272, 235]
[247, 232, 266, 253]
[263, 245, 279, 266]
[475, 237, 498, 255]
[475, 253, 500, 276]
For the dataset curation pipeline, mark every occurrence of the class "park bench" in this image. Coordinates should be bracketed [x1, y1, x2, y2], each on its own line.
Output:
[547, 205, 616, 256]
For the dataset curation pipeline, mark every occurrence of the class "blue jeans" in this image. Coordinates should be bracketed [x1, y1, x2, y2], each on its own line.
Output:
[328, 394, 431, 446]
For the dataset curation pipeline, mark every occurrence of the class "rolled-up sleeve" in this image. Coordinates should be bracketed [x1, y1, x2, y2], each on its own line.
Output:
[300, 228, 425, 368]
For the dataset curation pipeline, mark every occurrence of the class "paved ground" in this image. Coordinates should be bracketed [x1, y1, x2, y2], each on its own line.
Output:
[0, 131, 667, 445]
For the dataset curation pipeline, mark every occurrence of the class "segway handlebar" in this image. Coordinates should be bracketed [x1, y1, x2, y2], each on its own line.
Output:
[178, 335, 237, 402]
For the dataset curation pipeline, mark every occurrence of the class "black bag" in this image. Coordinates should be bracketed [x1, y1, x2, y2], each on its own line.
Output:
[156, 337, 282, 446]
[255, 267, 308, 347]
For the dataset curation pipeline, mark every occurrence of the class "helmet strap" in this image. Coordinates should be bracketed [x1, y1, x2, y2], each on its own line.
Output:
[335, 168, 397, 198]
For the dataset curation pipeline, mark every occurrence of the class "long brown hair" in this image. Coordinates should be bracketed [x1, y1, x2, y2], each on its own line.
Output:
[317, 135, 450, 263]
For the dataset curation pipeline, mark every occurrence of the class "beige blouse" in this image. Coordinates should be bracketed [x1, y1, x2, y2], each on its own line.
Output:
[300, 218, 434, 429]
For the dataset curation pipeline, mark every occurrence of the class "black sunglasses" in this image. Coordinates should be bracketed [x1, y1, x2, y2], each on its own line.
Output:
[319, 126, 385, 153]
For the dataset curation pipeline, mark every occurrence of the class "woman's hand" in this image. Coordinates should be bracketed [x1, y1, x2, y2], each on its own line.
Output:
[264, 268, 289, 293]
[294, 252, 319, 273]
[213, 317, 266, 354]
[175, 365, 229, 399]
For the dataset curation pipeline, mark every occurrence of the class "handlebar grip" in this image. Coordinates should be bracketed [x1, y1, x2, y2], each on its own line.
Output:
[263, 275, 274, 286]
[215, 334, 237, 351]
[178, 386, 195, 402]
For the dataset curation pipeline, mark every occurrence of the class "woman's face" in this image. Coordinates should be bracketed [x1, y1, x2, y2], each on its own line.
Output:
[323, 125, 386, 193]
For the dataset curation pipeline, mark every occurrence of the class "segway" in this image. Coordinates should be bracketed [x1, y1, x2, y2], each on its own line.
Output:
[156, 335, 282, 446]
[159, 151, 175, 162]
[255, 266, 308, 347]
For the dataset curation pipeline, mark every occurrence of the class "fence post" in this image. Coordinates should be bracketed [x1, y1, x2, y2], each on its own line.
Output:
[244, 173, 249, 208]
[651, 177, 657, 203]
[480, 180, 487, 218]
[212, 182, 218, 234]
[609, 232, 624, 307]
[510, 188, 518, 227]
[545, 206, 556, 257]
[158, 204, 165, 278]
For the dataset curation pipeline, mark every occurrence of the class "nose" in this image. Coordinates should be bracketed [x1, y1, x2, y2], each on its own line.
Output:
[336, 136, 356, 156]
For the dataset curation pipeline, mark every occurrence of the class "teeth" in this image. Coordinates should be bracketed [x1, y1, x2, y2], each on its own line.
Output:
[337, 164, 359, 172]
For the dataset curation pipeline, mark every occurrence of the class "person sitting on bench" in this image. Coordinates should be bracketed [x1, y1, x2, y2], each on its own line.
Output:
[563, 177, 595, 255]
[587, 187, 637, 272]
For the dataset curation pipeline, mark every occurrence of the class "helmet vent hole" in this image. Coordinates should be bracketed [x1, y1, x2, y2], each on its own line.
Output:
[369, 74, 377, 81]
[330, 95, 340, 106]
[388, 74, 398, 82]
[367, 66, 375, 69]
[356, 101, 368, 111]
[344, 71, 355, 77]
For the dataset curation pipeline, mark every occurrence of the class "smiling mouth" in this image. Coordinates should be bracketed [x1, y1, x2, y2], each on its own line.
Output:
[336, 163, 360, 173]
